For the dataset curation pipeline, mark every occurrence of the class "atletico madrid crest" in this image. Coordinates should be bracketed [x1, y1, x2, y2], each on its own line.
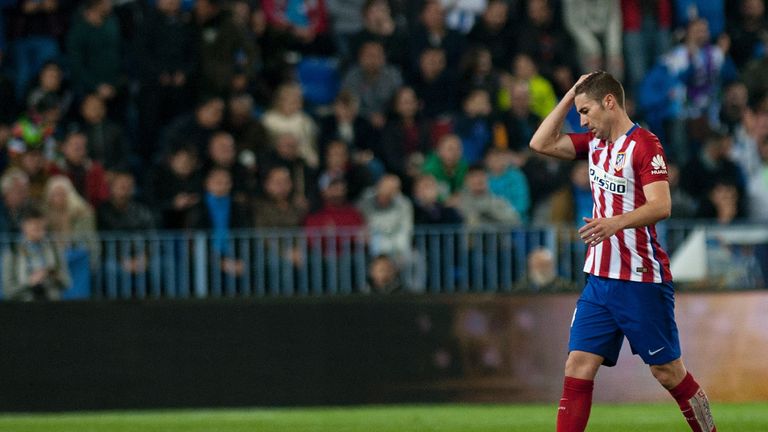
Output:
[613, 152, 626, 171]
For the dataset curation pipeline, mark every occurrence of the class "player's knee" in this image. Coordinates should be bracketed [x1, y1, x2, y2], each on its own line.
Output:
[564, 351, 601, 380]
[650, 359, 686, 389]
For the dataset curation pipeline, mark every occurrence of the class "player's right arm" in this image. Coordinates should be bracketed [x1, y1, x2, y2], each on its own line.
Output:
[529, 73, 593, 160]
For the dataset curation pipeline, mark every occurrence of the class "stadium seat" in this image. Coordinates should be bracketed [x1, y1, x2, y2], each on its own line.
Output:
[297, 56, 340, 107]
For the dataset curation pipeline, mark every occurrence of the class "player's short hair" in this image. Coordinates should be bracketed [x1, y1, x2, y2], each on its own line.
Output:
[574, 71, 625, 109]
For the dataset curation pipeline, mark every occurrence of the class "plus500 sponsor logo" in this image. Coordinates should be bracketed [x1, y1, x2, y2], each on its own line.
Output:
[589, 167, 627, 194]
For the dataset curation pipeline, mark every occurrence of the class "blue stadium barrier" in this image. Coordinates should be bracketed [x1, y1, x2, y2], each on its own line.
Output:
[1, 222, 766, 300]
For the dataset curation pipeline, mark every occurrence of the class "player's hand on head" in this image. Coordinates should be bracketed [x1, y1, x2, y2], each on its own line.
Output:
[569, 72, 600, 98]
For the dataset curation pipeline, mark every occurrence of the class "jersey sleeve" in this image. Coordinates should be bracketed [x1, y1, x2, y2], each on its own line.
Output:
[634, 133, 669, 186]
[567, 133, 591, 160]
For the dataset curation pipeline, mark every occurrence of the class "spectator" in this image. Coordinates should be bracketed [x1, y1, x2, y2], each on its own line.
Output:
[454, 88, 496, 164]
[411, 47, 458, 120]
[503, 53, 557, 123]
[253, 165, 308, 228]
[304, 177, 366, 256]
[514, 248, 578, 293]
[350, 0, 409, 69]
[187, 167, 249, 280]
[186, 167, 250, 230]
[357, 174, 414, 259]
[485, 148, 530, 222]
[747, 136, 768, 221]
[8, 94, 59, 160]
[193, 0, 255, 97]
[48, 130, 109, 208]
[409, 0, 467, 70]
[0, 168, 33, 233]
[741, 50, 768, 98]
[318, 140, 373, 202]
[261, 0, 334, 55]
[731, 96, 768, 181]
[12, 147, 50, 201]
[681, 131, 746, 216]
[675, 0, 726, 40]
[457, 45, 501, 104]
[562, 0, 623, 80]
[466, 0, 515, 69]
[341, 39, 403, 129]
[566, 160, 593, 226]
[720, 81, 749, 134]
[134, 0, 195, 161]
[25, 62, 73, 120]
[495, 79, 541, 151]
[78, 94, 130, 171]
[318, 90, 380, 172]
[456, 164, 519, 227]
[422, 134, 469, 200]
[7, 0, 66, 99]
[659, 17, 734, 161]
[162, 96, 225, 157]
[97, 171, 154, 232]
[224, 92, 270, 169]
[326, 0, 365, 58]
[66, 0, 122, 101]
[667, 162, 699, 219]
[261, 133, 318, 210]
[202, 131, 257, 205]
[379, 86, 433, 179]
[365, 254, 403, 294]
[96, 171, 155, 283]
[520, 151, 572, 223]
[696, 179, 743, 224]
[411, 174, 463, 225]
[246, 5, 295, 105]
[2, 205, 69, 300]
[146, 145, 203, 229]
[261, 82, 320, 168]
[42, 175, 99, 267]
[442, 0, 487, 34]
[621, 0, 673, 96]
[514, 0, 579, 91]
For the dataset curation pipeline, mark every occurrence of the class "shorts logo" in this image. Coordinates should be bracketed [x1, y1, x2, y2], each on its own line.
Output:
[648, 347, 665, 356]
[651, 154, 667, 175]
[613, 152, 626, 171]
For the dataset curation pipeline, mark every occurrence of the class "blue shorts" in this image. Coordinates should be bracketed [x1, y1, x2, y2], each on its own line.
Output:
[569, 275, 681, 366]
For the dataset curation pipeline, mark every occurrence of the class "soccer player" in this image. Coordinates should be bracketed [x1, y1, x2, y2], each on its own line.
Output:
[529, 71, 716, 432]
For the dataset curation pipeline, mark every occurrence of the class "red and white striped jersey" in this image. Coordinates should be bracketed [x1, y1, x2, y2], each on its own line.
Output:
[569, 125, 673, 282]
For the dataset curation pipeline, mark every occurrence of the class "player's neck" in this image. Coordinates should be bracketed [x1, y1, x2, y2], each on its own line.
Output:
[607, 116, 636, 144]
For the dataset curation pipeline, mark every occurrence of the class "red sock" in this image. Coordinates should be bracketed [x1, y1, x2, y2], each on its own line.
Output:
[668, 372, 717, 432]
[556, 376, 594, 432]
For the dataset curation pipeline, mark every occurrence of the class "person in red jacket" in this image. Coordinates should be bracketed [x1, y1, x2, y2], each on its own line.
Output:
[260, 0, 334, 55]
[304, 176, 365, 257]
[47, 130, 109, 208]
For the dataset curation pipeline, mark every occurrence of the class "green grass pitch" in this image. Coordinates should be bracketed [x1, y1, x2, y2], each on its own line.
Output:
[1, 403, 766, 432]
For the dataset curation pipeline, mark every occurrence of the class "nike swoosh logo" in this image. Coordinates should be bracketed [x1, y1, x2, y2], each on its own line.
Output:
[648, 347, 665, 356]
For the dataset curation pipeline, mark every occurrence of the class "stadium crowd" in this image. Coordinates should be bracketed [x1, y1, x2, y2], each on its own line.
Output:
[1, 0, 767, 297]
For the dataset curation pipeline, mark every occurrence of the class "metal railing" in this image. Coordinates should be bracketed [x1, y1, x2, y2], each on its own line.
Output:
[1, 222, 766, 300]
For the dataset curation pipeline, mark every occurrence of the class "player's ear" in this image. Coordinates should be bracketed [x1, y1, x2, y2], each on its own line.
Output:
[602, 94, 613, 109]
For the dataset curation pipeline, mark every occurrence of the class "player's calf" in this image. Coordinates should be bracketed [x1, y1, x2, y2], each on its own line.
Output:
[668, 372, 716, 432]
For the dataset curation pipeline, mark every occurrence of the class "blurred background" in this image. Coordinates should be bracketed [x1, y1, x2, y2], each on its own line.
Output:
[0, 0, 766, 412]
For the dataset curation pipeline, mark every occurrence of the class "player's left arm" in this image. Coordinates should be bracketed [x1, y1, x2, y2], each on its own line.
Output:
[578, 181, 671, 246]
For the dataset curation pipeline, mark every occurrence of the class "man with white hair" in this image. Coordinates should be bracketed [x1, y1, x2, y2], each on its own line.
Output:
[0, 168, 33, 233]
